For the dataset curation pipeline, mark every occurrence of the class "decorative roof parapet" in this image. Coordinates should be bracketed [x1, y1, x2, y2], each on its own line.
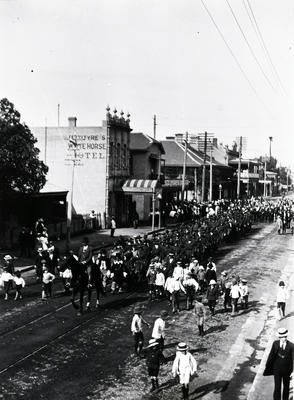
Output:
[106, 105, 131, 129]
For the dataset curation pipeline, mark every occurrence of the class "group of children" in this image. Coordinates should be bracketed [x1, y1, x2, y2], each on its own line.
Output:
[0, 255, 25, 300]
[0, 253, 57, 301]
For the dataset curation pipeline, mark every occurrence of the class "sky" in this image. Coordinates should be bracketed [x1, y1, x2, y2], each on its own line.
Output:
[1, 0, 294, 169]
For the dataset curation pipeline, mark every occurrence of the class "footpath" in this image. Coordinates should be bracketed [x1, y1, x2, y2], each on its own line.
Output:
[247, 231, 294, 400]
[0, 225, 163, 273]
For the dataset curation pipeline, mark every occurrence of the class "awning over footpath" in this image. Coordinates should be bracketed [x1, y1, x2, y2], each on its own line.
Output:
[122, 179, 161, 193]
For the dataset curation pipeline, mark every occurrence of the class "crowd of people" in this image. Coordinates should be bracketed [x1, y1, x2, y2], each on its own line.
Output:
[0, 196, 294, 398]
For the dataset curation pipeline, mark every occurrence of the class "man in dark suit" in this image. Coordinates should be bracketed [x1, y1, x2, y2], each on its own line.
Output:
[264, 327, 294, 400]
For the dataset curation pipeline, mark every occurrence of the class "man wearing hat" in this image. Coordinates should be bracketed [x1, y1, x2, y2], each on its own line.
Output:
[172, 342, 197, 399]
[152, 310, 168, 351]
[131, 306, 150, 356]
[206, 280, 219, 315]
[264, 327, 294, 400]
[145, 338, 165, 392]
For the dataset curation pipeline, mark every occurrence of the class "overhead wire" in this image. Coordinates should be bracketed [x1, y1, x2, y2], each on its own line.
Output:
[200, 0, 275, 119]
[225, 0, 277, 93]
[245, 0, 287, 96]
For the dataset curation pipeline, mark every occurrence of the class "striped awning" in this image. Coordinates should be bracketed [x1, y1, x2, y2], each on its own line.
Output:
[122, 179, 161, 193]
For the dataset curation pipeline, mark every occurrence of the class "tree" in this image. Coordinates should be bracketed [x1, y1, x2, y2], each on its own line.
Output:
[0, 98, 48, 193]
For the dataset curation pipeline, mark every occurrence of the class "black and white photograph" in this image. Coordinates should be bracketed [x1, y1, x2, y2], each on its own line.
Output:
[0, 1, 294, 399]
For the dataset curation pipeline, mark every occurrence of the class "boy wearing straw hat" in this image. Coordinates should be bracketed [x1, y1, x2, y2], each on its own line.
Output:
[172, 342, 197, 399]
[263, 327, 294, 400]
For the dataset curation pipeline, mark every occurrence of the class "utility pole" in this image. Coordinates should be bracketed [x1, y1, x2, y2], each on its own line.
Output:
[194, 168, 197, 200]
[44, 117, 48, 164]
[181, 132, 188, 199]
[209, 144, 213, 201]
[247, 160, 250, 197]
[201, 131, 208, 202]
[263, 157, 267, 197]
[58, 103, 60, 127]
[153, 115, 157, 139]
[237, 136, 242, 199]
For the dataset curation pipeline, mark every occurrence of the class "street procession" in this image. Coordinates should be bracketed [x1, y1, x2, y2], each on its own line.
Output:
[1, 1, 294, 399]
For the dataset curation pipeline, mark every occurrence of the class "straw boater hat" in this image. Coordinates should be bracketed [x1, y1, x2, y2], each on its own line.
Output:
[177, 342, 188, 351]
[277, 327, 288, 338]
[209, 280, 217, 285]
[241, 279, 247, 284]
[198, 265, 204, 270]
[134, 306, 143, 314]
[4, 255, 12, 261]
[148, 339, 159, 348]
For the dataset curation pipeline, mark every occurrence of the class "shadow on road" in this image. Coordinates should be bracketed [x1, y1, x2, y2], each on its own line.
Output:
[190, 380, 230, 399]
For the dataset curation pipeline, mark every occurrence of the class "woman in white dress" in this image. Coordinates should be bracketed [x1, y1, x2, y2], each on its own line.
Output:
[172, 342, 197, 399]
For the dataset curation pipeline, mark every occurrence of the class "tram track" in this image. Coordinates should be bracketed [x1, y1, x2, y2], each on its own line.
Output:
[0, 290, 146, 376]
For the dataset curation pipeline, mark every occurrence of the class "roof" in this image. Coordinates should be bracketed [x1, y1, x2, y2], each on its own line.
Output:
[130, 132, 165, 154]
[161, 140, 229, 168]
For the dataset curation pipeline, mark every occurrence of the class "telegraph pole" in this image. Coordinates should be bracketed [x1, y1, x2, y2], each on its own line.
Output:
[201, 131, 208, 202]
[237, 136, 242, 199]
[153, 115, 157, 139]
[209, 144, 213, 201]
[194, 168, 198, 200]
[263, 157, 267, 197]
[58, 103, 60, 127]
[182, 132, 188, 199]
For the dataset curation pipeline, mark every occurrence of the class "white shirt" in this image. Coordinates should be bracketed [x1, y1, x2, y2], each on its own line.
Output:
[131, 314, 143, 333]
[169, 278, 186, 294]
[155, 272, 165, 286]
[42, 271, 55, 284]
[239, 284, 248, 296]
[14, 276, 25, 287]
[277, 287, 288, 303]
[183, 277, 199, 291]
[230, 284, 241, 299]
[173, 266, 184, 280]
[152, 317, 165, 339]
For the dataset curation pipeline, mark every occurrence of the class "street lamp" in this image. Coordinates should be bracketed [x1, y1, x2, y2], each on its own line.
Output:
[218, 184, 222, 200]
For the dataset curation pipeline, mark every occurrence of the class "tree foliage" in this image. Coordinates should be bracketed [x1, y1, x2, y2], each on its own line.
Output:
[0, 98, 48, 193]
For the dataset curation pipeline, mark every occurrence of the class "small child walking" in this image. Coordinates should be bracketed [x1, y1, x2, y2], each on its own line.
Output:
[42, 266, 55, 299]
[276, 280, 288, 319]
[13, 271, 25, 300]
[172, 342, 198, 400]
[239, 279, 249, 309]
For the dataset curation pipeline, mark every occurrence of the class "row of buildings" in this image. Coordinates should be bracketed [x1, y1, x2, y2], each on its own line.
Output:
[28, 107, 278, 230]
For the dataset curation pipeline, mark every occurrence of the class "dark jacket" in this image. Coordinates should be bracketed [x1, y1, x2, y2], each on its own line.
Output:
[145, 346, 164, 369]
[263, 340, 294, 376]
[78, 245, 93, 265]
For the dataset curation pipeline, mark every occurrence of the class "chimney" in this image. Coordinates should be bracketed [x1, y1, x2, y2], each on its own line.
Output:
[175, 133, 184, 143]
[68, 117, 77, 128]
[213, 138, 218, 147]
